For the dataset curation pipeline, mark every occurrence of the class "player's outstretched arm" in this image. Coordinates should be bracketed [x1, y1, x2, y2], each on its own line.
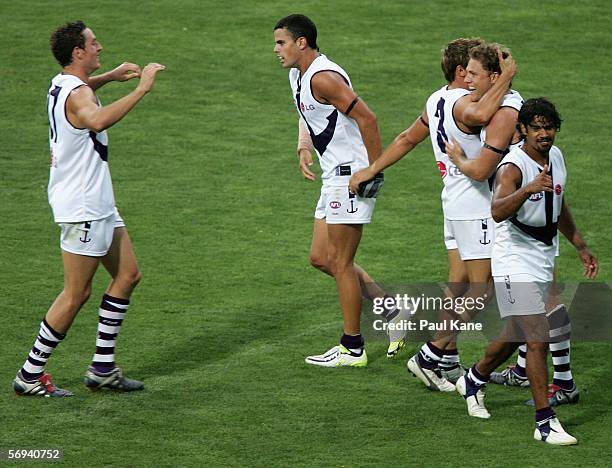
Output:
[69, 63, 165, 132]
[456, 51, 516, 127]
[311, 71, 381, 165]
[89, 62, 142, 91]
[349, 113, 429, 193]
[447, 107, 518, 181]
[558, 198, 599, 279]
[297, 118, 315, 181]
[492, 163, 552, 222]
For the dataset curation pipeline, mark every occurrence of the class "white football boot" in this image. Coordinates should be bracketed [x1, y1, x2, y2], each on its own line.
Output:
[386, 302, 413, 358]
[534, 417, 577, 445]
[456, 375, 491, 419]
[305, 344, 367, 367]
[407, 355, 455, 392]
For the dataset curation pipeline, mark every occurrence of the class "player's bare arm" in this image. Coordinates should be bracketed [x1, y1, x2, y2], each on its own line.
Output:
[88, 62, 141, 91]
[447, 107, 518, 181]
[558, 198, 599, 279]
[297, 117, 315, 181]
[455, 52, 516, 127]
[349, 112, 429, 193]
[68, 63, 165, 132]
[311, 71, 381, 164]
[491, 163, 552, 222]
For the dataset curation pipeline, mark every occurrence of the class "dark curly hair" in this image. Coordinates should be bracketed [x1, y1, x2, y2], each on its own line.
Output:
[441, 38, 483, 83]
[50, 21, 87, 67]
[518, 97, 563, 132]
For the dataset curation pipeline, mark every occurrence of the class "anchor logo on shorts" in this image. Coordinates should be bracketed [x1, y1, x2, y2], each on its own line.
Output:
[79, 221, 92, 243]
[479, 219, 491, 245]
[347, 200, 358, 214]
[504, 275, 516, 304]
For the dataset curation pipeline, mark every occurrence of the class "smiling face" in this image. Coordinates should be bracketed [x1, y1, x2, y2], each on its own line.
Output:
[521, 116, 557, 154]
[464, 58, 497, 99]
[273, 27, 302, 69]
[75, 28, 103, 72]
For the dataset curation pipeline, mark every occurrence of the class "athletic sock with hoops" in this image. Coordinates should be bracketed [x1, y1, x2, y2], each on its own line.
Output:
[514, 344, 527, 378]
[19, 318, 65, 381]
[547, 304, 574, 390]
[417, 342, 444, 370]
[439, 348, 460, 372]
[91, 294, 129, 374]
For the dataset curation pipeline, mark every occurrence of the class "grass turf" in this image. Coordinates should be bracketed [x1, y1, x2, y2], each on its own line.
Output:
[1, 0, 611, 465]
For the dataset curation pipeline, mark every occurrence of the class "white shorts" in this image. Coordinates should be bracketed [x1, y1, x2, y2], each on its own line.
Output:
[494, 273, 550, 318]
[444, 218, 494, 260]
[314, 185, 375, 224]
[59, 207, 125, 257]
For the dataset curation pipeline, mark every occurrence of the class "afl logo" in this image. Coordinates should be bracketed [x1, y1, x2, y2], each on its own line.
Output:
[555, 184, 563, 195]
[329, 201, 341, 209]
[529, 192, 543, 202]
[437, 161, 447, 178]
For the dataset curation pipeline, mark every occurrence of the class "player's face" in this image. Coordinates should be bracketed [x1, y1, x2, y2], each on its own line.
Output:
[464, 59, 496, 99]
[77, 28, 103, 71]
[273, 28, 301, 69]
[521, 116, 557, 154]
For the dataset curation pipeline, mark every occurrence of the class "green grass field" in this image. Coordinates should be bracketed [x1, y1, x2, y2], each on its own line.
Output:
[1, 0, 611, 465]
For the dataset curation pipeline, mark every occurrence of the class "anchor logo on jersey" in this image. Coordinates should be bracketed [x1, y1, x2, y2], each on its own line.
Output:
[79, 221, 92, 243]
[479, 219, 491, 245]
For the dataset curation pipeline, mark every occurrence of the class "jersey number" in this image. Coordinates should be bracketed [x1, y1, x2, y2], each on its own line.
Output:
[434, 97, 448, 154]
[48, 85, 62, 143]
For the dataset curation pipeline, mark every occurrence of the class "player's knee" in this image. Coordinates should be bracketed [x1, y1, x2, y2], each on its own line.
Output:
[309, 253, 328, 271]
[328, 258, 352, 277]
[526, 341, 547, 354]
[62, 288, 91, 312]
[118, 268, 142, 289]
[81, 284, 92, 305]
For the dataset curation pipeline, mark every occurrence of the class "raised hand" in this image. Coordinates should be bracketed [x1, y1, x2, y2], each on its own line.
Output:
[525, 164, 553, 194]
[137, 63, 166, 93]
[111, 62, 141, 82]
[498, 50, 516, 80]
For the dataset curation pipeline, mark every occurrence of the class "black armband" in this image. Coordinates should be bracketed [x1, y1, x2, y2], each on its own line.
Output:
[419, 116, 429, 128]
[483, 142, 506, 155]
[345, 97, 360, 115]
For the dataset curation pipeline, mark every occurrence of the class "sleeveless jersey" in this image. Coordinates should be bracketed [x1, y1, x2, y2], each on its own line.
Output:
[289, 55, 369, 186]
[480, 89, 523, 145]
[425, 86, 489, 220]
[491, 145, 567, 281]
[47, 73, 115, 222]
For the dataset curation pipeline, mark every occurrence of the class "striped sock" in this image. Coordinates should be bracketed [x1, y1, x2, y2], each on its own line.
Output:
[515, 344, 527, 377]
[381, 296, 400, 321]
[547, 304, 573, 390]
[535, 406, 555, 425]
[91, 294, 129, 374]
[19, 318, 65, 381]
[439, 348, 460, 371]
[467, 365, 489, 386]
[417, 342, 444, 370]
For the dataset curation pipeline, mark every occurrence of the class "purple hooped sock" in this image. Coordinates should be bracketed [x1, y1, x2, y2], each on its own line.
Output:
[91, 294, 129, 374]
